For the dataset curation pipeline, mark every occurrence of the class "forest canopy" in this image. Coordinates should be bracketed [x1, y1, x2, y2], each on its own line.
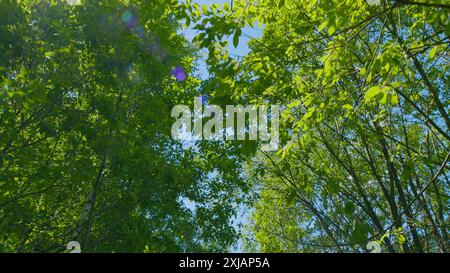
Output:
[0, 0, 449, 253]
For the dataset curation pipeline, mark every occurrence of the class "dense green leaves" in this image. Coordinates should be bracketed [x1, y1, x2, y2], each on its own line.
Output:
[192, 0, 449, 253]
[1, 0, 449, 253]
[0, 0, 249, 253]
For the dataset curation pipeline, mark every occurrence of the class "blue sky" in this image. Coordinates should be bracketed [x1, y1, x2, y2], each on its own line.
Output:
[182, 0, 262, 79]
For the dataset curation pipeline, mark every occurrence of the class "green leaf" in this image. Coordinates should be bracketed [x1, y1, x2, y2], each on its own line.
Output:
[429, 47, 438, 59]
[45, 52, 55, 59]
[326, 178, 340, 194]
[344, 202, 356, 216]
[366, 86, 382, 99]
[233, 28, 241, 48]
[202, 4, 208, 13]
[365, 86, 388, 102]
[350, 223, 371, 244]
[327, 24, 336, 35]
[446, 21, 450, 36]
[318, 21, 328, 32]
[288, 100, 301, 108]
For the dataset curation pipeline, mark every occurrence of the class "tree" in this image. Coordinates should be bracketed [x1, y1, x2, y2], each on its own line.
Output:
[194, 0, 449, 252]
[1, 0, 448, 254]
[0, 0, 248, 253]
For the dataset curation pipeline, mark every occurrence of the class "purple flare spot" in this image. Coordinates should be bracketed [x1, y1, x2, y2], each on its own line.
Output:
[127, 16, 137, 29]
[121, 11, 137, 29]
[121, 11, 132, 23]
[171, 66, 186, 82]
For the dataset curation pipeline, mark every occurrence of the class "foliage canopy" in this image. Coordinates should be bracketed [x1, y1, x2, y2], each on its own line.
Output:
[0, 0, 449, 253]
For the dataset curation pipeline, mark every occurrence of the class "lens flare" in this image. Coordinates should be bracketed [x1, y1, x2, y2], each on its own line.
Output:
[120, 8, 178, 78]
[171, 67, 186, 82]
[121, 11, 132, 23]
[121, 11, 137, 29]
